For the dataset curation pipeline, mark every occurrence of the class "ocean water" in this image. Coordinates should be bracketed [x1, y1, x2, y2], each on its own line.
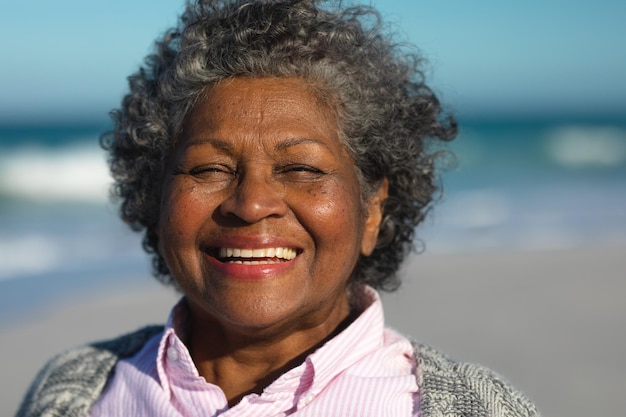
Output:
[1, 117, 626, 324]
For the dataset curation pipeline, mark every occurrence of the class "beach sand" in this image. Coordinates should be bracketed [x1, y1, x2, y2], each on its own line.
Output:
[3, 245, 625, 416]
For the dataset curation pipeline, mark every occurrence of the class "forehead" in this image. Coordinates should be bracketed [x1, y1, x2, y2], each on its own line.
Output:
[183, 77, 340, 140]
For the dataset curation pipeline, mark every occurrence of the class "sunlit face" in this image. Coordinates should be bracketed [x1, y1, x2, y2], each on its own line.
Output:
[158, 77, 386, 337]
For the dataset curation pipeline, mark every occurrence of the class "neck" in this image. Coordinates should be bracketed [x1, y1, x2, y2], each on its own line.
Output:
[187, 303, 357, 407]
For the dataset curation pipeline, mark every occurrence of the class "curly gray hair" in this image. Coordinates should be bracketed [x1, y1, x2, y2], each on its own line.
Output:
[102, 0, 457, 291]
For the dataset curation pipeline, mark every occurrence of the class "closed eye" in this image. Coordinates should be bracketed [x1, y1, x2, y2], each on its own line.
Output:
[276, 164, 326, 182]
[279, 164, 324, 173]
[189, 165, 233, 175]
[176, 164, 237, 183]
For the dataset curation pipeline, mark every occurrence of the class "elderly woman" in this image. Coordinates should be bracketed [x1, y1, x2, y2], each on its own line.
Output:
[18, 1, 538, 416]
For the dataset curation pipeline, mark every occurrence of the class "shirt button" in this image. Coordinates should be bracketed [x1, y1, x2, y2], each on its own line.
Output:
[167, 347, 179, 361]
[302, 393, 315, 405]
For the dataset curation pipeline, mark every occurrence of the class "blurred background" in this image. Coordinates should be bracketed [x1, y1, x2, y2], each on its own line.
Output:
[1, 0, 625, 416]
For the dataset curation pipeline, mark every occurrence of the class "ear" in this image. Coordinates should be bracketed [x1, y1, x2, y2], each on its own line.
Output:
[360, 177, 389, 256]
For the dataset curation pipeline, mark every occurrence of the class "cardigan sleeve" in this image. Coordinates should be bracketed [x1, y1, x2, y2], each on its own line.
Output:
[15, 325, 164, 417]
[414, 343, 540, 417]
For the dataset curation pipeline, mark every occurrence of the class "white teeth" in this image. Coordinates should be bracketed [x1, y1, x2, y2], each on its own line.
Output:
[218, 247, 297, 261]
[242, 260, 282, 265]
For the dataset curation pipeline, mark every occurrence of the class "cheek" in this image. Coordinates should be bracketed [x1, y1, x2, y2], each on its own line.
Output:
[158, 184, 216, 284]
[159, 183, 205, 248]
[301, 181, 364, 244]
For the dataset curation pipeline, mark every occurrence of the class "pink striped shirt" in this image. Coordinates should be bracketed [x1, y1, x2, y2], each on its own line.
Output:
[90, 287, 419, 416]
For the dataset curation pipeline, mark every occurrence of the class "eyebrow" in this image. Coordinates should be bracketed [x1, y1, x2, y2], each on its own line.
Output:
[185, 138, 232, 151]
[274, 137, 332, 152]
[186, 137, 332, 152]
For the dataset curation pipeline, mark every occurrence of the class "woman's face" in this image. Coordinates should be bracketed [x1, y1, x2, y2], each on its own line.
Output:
[158, 77, 386, 337]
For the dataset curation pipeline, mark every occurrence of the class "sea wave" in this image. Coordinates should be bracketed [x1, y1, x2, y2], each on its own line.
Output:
[423, 184, 626, 254]
[546, 125, 626, 168]
[0, 235, 63, 281]
[0, 214, 147, 282]
[0, 143, 111, 202]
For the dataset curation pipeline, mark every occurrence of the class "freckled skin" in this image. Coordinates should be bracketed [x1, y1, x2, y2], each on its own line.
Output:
[157, 77, 387, 402]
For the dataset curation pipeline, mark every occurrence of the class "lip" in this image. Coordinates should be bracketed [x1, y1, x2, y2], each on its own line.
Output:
[218, 247, 297, 260]
[201, 235, 302, 282]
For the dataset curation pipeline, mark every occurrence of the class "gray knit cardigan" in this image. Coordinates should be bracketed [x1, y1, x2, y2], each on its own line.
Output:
[16, 326, 539, 417]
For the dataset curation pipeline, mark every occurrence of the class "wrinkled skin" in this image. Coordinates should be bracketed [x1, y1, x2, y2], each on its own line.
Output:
[158, 76, 387, 403]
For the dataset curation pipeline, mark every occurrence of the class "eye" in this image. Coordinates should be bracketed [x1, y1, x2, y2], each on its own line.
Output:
[189, 165, 228, 175]
[286, 165, 322, 173]
[184, 164, 236, 181]
[277, 164, 325, 181]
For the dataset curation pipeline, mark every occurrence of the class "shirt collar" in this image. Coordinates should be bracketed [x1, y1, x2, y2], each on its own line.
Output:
[156, 285, 389, 411]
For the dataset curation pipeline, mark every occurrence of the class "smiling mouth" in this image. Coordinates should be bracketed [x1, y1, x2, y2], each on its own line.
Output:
[216, 247, 298, 264]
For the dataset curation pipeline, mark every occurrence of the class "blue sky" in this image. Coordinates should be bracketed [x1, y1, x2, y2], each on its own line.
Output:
[1, 0, 625, 122]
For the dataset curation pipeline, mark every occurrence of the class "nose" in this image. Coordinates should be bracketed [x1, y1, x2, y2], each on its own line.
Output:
[218, 167, 288, 224]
